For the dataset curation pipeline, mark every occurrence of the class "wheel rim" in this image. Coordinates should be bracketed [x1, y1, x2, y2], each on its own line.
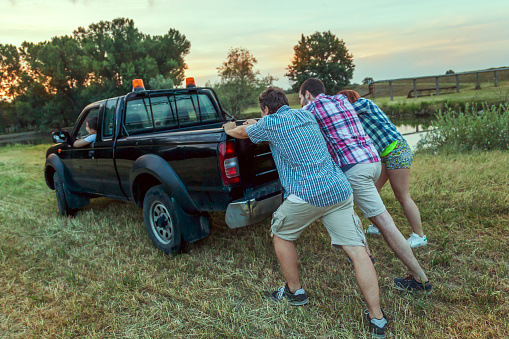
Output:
[149, 201, 173, 245]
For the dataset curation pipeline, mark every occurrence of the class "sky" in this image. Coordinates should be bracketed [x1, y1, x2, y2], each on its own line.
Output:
[2, 0, 509, 89]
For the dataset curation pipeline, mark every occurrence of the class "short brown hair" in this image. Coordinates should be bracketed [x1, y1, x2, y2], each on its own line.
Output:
[86, 117, 98, 131]
[300, 78, 325, 97]
[338, 90, 360, 104]
[258, 87, 289, 114]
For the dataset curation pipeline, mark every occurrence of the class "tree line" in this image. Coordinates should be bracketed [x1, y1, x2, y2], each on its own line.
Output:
[0, 18, 190, 132]
[0, 18, 355, 133]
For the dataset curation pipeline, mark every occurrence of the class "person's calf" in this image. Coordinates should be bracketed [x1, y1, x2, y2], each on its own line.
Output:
[369, 211, 428, 283]
[342, 245, 383, 320]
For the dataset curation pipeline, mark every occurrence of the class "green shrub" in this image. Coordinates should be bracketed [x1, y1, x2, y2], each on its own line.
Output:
[418, 103, 509, 152]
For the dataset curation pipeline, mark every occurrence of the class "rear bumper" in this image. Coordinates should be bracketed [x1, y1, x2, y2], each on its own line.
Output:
[225, 193, 283, 228]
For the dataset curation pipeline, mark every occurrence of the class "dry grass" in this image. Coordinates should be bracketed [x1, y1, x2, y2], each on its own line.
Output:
[0, 144, 508, 338]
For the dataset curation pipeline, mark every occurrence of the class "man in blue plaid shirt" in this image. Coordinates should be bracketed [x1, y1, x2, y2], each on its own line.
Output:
[223, 87, 388, 337]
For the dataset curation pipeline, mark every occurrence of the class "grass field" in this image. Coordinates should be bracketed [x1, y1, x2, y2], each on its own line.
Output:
[1, 145, 508, 338]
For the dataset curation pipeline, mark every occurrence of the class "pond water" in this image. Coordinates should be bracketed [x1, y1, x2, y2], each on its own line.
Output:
[391, 116, 436, 150]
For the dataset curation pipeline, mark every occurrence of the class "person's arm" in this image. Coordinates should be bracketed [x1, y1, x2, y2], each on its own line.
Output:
[223, 120, 257, 139]
[73, 139, 91, 147]
[73, 133, 95, 147]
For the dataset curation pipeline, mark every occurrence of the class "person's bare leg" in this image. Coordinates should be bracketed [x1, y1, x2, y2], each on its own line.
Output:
[273, 235, 301, 292]
[342, 245, 383, 319]
[370, 210, 428, 283]
[387, 168, 424, 237]
[354, 213, 372, 256]
[375, 164, 389, 192]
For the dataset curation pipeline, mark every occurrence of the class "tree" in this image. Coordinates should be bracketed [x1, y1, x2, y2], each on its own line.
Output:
[0, 18, 191, 131]
[362, 77, 374, 85]
[149, 74, 174, 89]
[74, 18, 190, 93]
[0, 44, 22, 100]
[286, 31, 354, 94]
[445, 70, 455, 75]
[212, 47, 276, 118]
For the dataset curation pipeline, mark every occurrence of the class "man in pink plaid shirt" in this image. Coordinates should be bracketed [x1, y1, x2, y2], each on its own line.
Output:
[303, 86, 379, 167]
[300, 78, 432, 298]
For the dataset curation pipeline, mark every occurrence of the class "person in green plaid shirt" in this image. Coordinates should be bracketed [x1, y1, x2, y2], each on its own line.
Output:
[340, 90, 427, 249]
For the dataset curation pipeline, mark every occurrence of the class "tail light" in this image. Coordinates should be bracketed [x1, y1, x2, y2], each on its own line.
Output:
[218, 140, 240, 186]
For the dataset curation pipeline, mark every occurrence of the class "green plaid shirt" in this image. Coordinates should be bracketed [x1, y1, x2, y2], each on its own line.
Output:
[351, 98, 404, 155]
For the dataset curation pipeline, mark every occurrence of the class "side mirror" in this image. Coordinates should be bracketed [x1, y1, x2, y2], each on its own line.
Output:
[52, 130, 70, 144]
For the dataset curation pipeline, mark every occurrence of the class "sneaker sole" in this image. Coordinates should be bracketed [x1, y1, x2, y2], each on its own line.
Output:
[409, 242, 428, 248]
[269, 296, 309, 306]
[394, 284, 433, 295]
[289, 299, 309, 306]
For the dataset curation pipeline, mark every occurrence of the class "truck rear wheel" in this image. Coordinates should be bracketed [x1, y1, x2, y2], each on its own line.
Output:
[143, 185, 183, 255]
[53, 172, 75, 216]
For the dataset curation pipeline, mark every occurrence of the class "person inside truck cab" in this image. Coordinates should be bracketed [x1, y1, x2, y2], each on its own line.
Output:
[73, 117, 98, 148]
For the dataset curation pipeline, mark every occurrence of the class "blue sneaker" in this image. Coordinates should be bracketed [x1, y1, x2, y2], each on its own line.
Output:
[394, 275, 432, 294]
[365, 309, 388, 338]
[270, 283, 309, 306]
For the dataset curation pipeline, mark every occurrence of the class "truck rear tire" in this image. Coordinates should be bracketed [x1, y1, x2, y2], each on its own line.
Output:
[53, 172, 74, 216]
[143, 185, 183, 255]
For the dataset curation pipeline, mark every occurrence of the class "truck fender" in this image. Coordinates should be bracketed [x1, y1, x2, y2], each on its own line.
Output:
[45, 154, 90, 209]
[130, 154, 199, 215]
[45, 153, 66, 190]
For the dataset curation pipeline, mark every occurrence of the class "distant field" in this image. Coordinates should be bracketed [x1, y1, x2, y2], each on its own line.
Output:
[367, 80, 509, 107]
[1, 144, 508, 337]
[241, 79, 509, 117]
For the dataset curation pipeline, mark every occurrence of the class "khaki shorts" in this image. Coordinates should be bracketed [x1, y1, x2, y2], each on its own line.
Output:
[270, 195, 366, 247]
[344, 162, 386, 218]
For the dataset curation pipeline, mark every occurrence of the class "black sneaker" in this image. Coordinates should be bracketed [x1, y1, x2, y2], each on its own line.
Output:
[270, 283, 309, 306]
[394, 275, 433, 293]
[365, 309, 388, 338]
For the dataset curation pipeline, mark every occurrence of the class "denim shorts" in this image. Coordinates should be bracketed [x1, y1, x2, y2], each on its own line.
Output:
[381, 139, 413, 170]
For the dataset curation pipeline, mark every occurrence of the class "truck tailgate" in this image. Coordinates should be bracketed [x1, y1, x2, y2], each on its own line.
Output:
[234, 138, 279, 191]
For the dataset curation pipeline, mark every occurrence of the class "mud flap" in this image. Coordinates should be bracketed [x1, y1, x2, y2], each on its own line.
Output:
[171, 197, 210, 243]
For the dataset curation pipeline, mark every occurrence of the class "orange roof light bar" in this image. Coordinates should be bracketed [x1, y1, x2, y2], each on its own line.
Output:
[186, 77, 196, 88]
[132, 79, 145, 92]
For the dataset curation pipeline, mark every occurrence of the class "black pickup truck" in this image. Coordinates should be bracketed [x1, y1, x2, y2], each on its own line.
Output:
[45, 79, 282, 255]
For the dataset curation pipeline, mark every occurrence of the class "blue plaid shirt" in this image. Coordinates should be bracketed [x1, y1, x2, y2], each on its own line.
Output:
[352, 98, 404, 155]
[246, 105, 352, 207]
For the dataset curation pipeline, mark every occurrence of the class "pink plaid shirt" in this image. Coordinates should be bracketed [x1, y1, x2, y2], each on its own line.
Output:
[304, 94, 380, 167]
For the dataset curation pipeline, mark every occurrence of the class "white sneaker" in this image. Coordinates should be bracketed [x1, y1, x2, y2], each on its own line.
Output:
[364, 224, 381, 235]
[407, 233, 428, 248]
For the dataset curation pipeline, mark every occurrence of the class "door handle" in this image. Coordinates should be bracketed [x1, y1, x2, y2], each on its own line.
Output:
[88, 151, 95, 159]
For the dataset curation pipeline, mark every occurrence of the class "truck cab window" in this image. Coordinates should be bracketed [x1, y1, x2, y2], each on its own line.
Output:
[175, 93, 220, 127]
[125, 98, 154, 134]
[103, 98, 118, 138]
[76, 107, 100, 140]
[150, 95, 178, 131]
